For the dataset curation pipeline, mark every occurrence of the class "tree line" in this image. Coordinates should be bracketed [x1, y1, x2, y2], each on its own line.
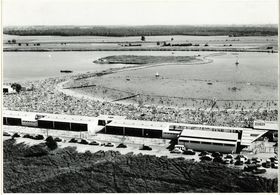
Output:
[3, 25, 278, 37]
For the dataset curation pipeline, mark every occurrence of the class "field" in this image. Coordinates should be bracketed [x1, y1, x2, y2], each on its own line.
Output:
[3, 34, 278, 52]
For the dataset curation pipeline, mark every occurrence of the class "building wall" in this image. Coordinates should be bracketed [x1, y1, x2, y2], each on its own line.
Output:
[21, 120, 38, 127]
[178, 139, 237, 153]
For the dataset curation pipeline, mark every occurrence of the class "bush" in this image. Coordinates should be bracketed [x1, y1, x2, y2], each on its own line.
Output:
[45, 136, 58, 150]
[12, 133, 20, 138]
[24, 144, 49, 157]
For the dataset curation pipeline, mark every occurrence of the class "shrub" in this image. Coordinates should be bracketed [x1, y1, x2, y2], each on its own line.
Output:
[24, 144, 49, 157]
[45, 136, 58, 150]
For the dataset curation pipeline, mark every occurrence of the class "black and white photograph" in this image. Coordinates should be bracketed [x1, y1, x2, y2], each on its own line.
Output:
[1, 0, 279, 193]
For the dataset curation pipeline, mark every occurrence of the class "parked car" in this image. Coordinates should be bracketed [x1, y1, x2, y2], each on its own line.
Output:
[69, 138, 78, 143]
[54, 137, 62, 142]
[225, 154, 233, 159]
[223, 159, 231, 164]
[183, 149, 195, 155]
[200, 154, 213, 161]
[271, 161, 278, 169]
[117, 143, 127, 148]
[199, 151, 210, 156]
[89, 141, 100, 146]
[269, 157, 277, 163]
[244, 164, 258, 172]
[105, 142, 115, 147]
[245, 159, 252, 164]
[3, 132, 11, 136]
[12, 133, 20, 138]
[23, 134, 34, 139]
[34, 134, 44, 140]
[80, 139, 89, 145]
[211, 152, 222, 158]
[174, 145, 185, 151]
[213, 157, 224, 163]
[171, 148, 183, 154]
[234, 160, 244, 166]
[252, 168, 266, 174]
[262, 159, 271, 168]
[140, 144, 152, 151]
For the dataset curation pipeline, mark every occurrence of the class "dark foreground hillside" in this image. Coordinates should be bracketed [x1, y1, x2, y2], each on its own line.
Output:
[3, 139, 278, 193]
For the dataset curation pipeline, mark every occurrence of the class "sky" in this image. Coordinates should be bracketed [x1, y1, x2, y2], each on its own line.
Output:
[2, 0, 279, 26]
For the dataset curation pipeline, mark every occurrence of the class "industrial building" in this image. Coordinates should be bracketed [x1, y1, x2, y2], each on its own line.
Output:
[2, 110, 278, 153]
[3, 110, 97, 133]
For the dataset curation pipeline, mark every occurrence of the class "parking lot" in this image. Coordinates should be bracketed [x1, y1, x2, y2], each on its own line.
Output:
[3, 125, 278, 179]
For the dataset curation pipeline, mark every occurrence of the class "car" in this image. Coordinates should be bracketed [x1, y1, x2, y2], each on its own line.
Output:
[213, 157, 224, 163]
[105, 142, 115, 147]
[171, 148, 183, 154]
[3, 132, 11, 136]
[211, 152, 222, 158]
[223, 159, 231, 164]
[225, 154, 233, 159]
[262, 159, 271, 168]
[244, 164, 258, 172]
[174, 145, 186, 151]
[116, 143, 127, 148]
[269, 157, 277, 162]
[34, 134, 44, 140]
[271, 162, 278, 169]
[54, 137, 63, 142]
[234, 160, 244, 166]
[252, 168, 266, 174]
[69, 138, 78, 143]
[89, 141, 100, 146]
[80, 139, 89, 145]
[183, 149, 196, 155]
[245, 159, 252, 164]
[199, 151, 210, 156]
[23, 134, 34, 139]
[12, 133, 20, 138]
[200, 154, 212, 161]
[140, 144, 152, 151]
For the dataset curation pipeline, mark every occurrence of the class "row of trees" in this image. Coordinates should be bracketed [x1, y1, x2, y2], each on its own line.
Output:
[4, 25, 278, 36]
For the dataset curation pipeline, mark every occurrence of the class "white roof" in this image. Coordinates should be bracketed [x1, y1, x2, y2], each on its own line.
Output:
[98, 114, 126, 120]
[180, 129, 238, 141]
[253, 120, 278, 131]
[169, 122, 247, 131]
[106, 119, 170, 131]
[178, 137, 237, 145]
[3, 110, 37, 119]
[3, 110, 97, 124]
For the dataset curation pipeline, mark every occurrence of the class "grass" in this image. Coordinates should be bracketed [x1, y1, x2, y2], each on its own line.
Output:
[94, 55, 198, 65]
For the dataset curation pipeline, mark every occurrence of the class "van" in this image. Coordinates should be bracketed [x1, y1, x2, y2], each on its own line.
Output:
[174, 145, 185, 151]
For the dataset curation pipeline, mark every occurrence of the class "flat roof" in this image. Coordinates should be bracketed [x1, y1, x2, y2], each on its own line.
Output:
[106, 119, 170, 131]
[3, 110, 97, 124]
[253, 120, 278, 131]
[178, 137, 237, 145]
[180, 129, 238, 141]
[169, 122, 247, 131]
